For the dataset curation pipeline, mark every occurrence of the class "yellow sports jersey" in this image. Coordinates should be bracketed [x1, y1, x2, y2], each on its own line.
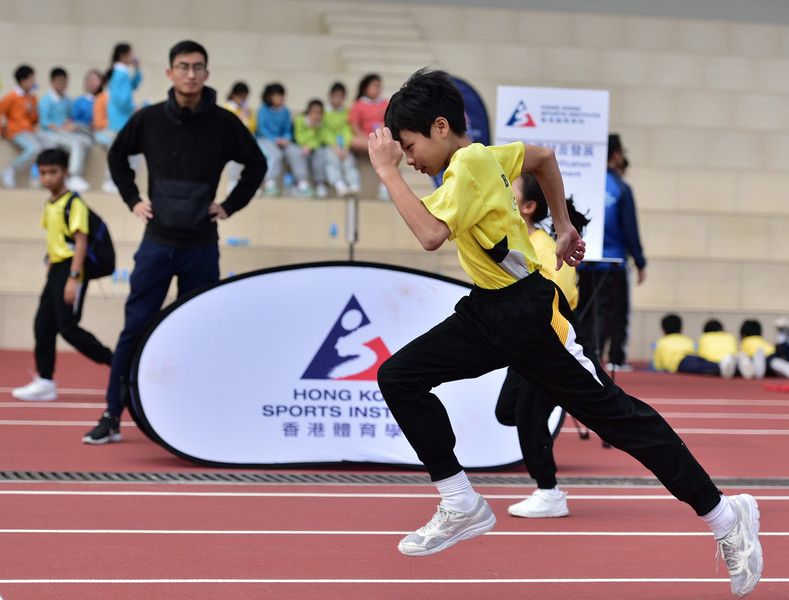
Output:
[422, 142, 540, 289]
[697, 331, 738, 363]
[530, 227, 577, 309]
[741, 335, 775, 357]
[40, 191, 89, 264]
[653, 333, 696, 373]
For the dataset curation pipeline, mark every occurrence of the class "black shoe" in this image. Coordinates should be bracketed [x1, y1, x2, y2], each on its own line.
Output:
[82, 411, 121, 444]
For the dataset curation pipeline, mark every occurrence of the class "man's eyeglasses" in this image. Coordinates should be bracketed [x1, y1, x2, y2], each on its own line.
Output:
[172, 63, 206, 75]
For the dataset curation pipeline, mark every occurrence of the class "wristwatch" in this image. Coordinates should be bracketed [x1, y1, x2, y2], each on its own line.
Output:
[69, 270, 81, 279]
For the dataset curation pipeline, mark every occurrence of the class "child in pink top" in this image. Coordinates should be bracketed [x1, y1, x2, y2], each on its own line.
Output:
[348, 73, 389, 199]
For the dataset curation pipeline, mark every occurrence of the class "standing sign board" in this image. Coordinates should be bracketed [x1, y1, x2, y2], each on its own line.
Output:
[128, 262, 541, 469]
[495, 87, 610, 259]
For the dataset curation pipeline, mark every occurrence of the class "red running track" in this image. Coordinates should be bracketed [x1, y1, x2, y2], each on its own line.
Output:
[0, 350, 788, 599]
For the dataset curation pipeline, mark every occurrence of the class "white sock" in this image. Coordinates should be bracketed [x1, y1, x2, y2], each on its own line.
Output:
[700, 496, 736, 539]
[538, 486, 564, 498]
[435, 471, 478, 513]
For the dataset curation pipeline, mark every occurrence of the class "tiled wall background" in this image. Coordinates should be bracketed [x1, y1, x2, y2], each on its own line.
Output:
[1, 0, 788, 359]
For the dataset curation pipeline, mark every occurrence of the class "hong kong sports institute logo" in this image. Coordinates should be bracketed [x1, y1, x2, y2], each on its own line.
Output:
[301, 295, 392, 381]
[506, 100, 536, 128]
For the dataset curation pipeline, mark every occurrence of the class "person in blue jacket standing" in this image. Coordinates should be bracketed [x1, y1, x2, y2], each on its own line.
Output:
[577, 133, 646, 371]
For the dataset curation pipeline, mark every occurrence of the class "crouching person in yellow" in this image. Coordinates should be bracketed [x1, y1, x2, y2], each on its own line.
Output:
[653, 314, 735, 378]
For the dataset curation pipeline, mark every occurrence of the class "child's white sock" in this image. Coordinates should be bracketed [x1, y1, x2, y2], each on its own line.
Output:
[700, 496, 736, 539]
[435, 471, 478, 513]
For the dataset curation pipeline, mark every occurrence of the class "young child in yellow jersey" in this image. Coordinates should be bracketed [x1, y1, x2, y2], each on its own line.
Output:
[495, 173, 588, 519]
[653, 314, 736, 378]
[740, 319, 788, 378]
[11, 148, 113, 401]
[699, 319, 760, 379]
[368, 68, 761, 596]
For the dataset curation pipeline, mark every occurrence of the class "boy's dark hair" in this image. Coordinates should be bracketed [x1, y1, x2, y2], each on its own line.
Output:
[169, 40, 208, 66]
[384, 68, 466, 141]
[262, 83, 285, 105]
[703, 319, 724, 333]
[740, 319, 762, 338]
[228, 81, 249, 99]
[330, 81, 346, 95]
[356, 73, 380, 100]
[305, 99, 323, 113]
[50, 67, 67, 81]
[608, 133, 623, 160]
[521, 173, 591, 237]
[14, 64, 34, 84]
[661, 314, 683, 335]
[36, 148, 69, 169]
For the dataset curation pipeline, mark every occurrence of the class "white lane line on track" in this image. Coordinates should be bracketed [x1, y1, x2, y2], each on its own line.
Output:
[0, 578, 787, 584]
[2, 420, 787, 435]
[3, 397, 789, 407]
[0, 402, 102, 408]
[0, 388, 104, 396]
[0, 528, 786, 536]
[0, 420, 134, 427]
[1, 490, 789, 500]
[0, 577, 787, 584]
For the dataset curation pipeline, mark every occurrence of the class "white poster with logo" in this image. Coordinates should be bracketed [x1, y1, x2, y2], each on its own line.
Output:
[129, 262, 567, 469]
[495, 86, 610, 260]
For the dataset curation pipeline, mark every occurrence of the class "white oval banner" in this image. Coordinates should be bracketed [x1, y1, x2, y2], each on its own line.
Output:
[129, 262, 538, 468]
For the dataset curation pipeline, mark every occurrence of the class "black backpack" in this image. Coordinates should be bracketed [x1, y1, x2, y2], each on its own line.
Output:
[63, 192, 116, 279]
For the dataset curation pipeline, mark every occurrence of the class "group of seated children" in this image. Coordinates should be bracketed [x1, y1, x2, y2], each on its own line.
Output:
[3, 58, 388, 200]
[224, 74, 388, 200]
[0, 43, 142, 193]
[652, 314, 789, 379]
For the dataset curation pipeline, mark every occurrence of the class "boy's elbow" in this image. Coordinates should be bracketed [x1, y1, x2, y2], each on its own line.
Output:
[421, 237, 443, 252]
[419, 227, 448, 251]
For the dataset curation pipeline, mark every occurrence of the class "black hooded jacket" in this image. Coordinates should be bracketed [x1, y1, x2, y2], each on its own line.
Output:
[108, 86, 266, 248]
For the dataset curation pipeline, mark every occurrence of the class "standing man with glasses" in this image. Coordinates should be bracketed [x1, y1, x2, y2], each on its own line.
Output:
[83, 40, 267, 444]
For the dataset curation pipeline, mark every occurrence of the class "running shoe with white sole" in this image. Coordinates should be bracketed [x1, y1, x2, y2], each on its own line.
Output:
[752, 348, 766, 380]
[737, 352, 755, 380]
[398, 493, 496, 557]
[508, 488, 569, 518]
[12, 376, 57, 401]
[716, 494, 763, 597]
[82, 411, 122, 444]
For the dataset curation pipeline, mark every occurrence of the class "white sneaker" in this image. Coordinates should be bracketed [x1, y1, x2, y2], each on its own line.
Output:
[67, 175, 90, 192]
[737, 352, 755, 380]
[348, 184, 361, 196]
[716, 494, 763, 597]
[333, 180, 349, 197]
[2, 165, 17, 189]
[719, 355, 737, 379]
[508, 488, 569, 518]
[769, 356, 789, 378]
[605, 362, 634, 372]
[752, 348, 766, 380]
[101, 179, 118, 194]
[398, 493, 496, 557]
[12, 376, 57, 401]
[315, 183, 328, 198]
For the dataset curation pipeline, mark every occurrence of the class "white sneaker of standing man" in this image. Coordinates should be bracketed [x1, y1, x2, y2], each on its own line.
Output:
[508, 488, 569, 518]
[12, 376, 57, 401]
